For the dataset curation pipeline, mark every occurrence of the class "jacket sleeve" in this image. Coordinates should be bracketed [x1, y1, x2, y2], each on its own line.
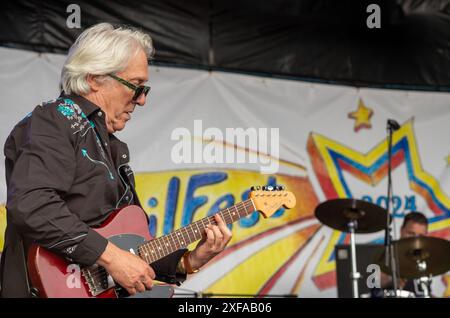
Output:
[151, 249, 188, 285]
[6, 104, 108, 266]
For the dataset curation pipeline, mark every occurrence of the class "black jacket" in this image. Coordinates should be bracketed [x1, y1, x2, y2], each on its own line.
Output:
[0, 94, 186, 297]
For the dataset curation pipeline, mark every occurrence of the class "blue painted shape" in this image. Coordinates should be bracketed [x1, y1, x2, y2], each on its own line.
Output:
[164, 177, 180, 235]
[208, 193, 235, 231]
[148, 215, 157, 238]
[182, 172, 227, 227]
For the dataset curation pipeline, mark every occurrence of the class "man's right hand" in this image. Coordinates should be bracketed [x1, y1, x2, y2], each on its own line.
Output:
[96, 241, 155, 295]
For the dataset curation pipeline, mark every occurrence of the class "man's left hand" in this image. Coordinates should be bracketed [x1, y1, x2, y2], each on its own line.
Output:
[189, 214, 232, 271]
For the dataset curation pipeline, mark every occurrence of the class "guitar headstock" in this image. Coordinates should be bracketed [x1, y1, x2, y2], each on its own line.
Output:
[249, 186, 296, 218]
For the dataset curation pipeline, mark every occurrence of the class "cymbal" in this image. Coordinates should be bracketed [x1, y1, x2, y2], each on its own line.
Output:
[314, 198, 388, 233]
[380, 236, 450, 279]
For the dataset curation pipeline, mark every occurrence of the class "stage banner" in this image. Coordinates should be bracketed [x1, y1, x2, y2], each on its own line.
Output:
[0, 47, 449, 297]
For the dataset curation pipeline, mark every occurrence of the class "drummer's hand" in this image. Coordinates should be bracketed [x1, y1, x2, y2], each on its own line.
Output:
[398, 278, 407, 289]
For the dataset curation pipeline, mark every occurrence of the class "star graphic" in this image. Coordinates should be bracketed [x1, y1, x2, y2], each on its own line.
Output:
[308, 120, 450, 290]
[348, 99, 373, 132]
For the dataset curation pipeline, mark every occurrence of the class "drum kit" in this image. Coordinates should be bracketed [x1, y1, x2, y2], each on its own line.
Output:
[315, 198, 450, 298]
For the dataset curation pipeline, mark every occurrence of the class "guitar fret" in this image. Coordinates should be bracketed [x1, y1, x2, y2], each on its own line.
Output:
[223, 208, 230, 223]
[234, 205, 240, 222]
[160, 236, 169, 257]
[163, 236, 172, 255]
[186, 225, 195, 244]
[149, 240, 161, 261]
[233, 204, 239, 221]
[192, 224, 199, 241]
[186, 226, 193, 245]
[156, 238, 165, 259]
[250, 198, 257, 213]
[173, 230, 181, 249]
[201, 218, 206, 229]
[137, 246, 145, 262]
[161, 236, 173, 255]
[146, 243, 153, 262]
[143, 243, 152, 263]
[247, 200, 254, 213]
[168, 232, 178, 254]
[168, 231, 175, 249]
[245, 201, 252, 217]
[152, 240, 162, 261]
[141, 244, 151, 263]
[180, 228, 187, 247]
[229, 207, 235, 222]
[245, 201, 251, 213]
[183, 228, 189, 246]
[153, 238, 163, 259]
[243, 201, 249, 217]
[219, 210, 227, 224]
[194, 221, 202, 240]
[175, 229, 183, 248]
[151, 239, 160, 260]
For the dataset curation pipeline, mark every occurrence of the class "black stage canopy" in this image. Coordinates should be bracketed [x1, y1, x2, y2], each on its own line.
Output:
[1, 0, 449, 90]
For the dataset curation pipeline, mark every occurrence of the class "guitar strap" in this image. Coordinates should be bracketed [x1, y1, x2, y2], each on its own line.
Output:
[117, 163, 146, 221]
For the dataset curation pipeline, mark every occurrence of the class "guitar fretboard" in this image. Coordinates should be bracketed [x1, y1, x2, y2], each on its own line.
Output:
[137, 199, 255, 264]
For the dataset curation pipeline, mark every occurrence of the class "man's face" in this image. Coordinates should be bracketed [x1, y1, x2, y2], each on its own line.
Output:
[102, 48, 149, 133]
[400, 221, 428, 238]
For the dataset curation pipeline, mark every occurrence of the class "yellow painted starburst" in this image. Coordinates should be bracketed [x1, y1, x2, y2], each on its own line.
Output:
[348, 99, 373, 132]
[442, 275, 450, 297]
[0, 204, 6, 252]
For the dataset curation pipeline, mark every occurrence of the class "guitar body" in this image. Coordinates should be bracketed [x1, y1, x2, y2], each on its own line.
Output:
[27, 205, 173, 298]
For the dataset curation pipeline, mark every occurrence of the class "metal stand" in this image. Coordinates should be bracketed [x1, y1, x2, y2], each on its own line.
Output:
[348, 220, 361, 298]
[415, 260, 431, 298]
[417, 276, 431, 298]
[384, 119, 400, 296]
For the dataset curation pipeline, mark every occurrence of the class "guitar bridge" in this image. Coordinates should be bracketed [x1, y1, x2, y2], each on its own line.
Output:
[81, 265, 115, 297]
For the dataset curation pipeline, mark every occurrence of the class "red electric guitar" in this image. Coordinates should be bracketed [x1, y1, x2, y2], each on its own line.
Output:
[27, 187, 296, 298]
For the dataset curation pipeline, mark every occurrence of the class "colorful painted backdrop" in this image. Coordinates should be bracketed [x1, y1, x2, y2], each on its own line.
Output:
[0, 47, 449, 297]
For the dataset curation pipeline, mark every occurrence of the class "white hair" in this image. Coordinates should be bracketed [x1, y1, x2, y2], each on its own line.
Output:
[61, 23, 154, 95]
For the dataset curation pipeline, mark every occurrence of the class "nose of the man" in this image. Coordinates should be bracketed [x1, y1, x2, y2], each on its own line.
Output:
[136, 93, 147, 106]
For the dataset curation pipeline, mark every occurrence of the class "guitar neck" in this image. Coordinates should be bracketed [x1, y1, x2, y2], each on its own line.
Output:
[137, 199, 256, 264]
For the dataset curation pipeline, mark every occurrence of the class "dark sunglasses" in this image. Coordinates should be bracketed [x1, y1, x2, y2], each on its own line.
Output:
[109, 74, 151, 101]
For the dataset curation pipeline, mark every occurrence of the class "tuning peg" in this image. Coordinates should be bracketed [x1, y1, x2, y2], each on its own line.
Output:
[266, 186, 274, 191]
[256, 186, 261, 190]
[276, 185, 285, 191]
[251, 186, 256, 191]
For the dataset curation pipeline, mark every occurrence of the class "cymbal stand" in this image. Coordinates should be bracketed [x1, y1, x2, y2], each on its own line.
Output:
[348, 220, 361, 298]
[384, 119, 400, 295]
[415, 260, 432, 298]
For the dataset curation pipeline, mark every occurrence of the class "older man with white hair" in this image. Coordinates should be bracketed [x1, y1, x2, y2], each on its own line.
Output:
[0, 23, 232, 297]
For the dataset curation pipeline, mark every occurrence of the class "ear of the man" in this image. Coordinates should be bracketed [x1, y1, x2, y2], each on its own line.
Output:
[86, 74, 104, 92]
